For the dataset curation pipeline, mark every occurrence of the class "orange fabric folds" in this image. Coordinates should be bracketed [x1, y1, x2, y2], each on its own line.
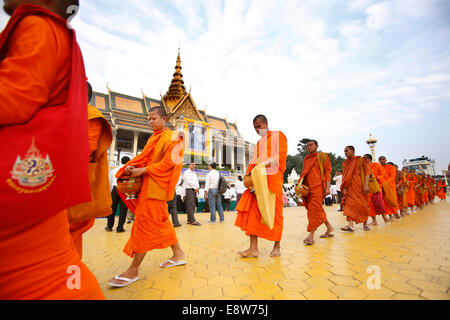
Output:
[235, 131, 287, 242]
[341, 156, 370, 224]
[116, 129, 184, 257]
[0, 211, 105, 300]
[299, 152, 332, 232]
[67, 105, 113, 224]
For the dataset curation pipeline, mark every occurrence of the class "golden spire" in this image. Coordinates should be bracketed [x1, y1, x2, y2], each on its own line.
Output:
[163, 48, 187, 109]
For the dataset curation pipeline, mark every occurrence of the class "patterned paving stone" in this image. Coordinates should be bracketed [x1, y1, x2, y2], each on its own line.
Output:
[82, 202, 450, 300]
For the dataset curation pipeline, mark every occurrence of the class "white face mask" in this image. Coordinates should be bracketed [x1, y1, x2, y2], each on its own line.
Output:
[258, 128, 268, 137]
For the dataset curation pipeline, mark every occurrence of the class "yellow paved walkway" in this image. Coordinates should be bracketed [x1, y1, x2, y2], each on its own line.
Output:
[83, 201, 450, 300]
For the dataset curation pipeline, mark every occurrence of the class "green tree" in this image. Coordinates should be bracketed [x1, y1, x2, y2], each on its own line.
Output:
[329, 152, 345, 181]
[284, 154, 302, 183]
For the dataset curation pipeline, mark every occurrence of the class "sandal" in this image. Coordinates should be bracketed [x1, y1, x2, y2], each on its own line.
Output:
[160, 259, 187, 268]
[108, 275, 139, 288]
[303, 239, 315, 246]
[340, 226, 354, 232]
[320, 233, 335, 238]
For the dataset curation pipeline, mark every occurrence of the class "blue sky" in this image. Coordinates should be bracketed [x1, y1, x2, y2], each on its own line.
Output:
[1, 0, 449, 171]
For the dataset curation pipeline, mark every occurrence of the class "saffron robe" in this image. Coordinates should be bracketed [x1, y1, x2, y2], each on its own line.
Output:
[382, 164, 398, 215]
[235, 131, 287, 242]
[341, 156, 370, 224]
[0, 7, 104, 300]
[116, 129, 184, 257]
[69, 105, 112, 259]
[368, 162, 385, 217]
[299, 152, 332, 232]
[436, 181, 446, 200]
[406, 173, 417, 207]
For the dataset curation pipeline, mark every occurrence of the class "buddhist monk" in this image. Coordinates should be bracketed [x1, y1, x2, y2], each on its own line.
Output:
[363, 154, 387, 225]
[426, 174, 436, 204]
[235, 115, 287, 258]
[340, 147, 371, 232]
[436, 179, 447, 201]
[415, 172, 425, 210]
[108, 107, 186, 288]
[396, 166, 408, 217]
[68, 81, 112, 259]
[379, 156, 398, 222]
[298, 140, 334, 245]
[422, 175, 430, 205]
[405, 169, 417, 213]
[0, 0, 105, 299]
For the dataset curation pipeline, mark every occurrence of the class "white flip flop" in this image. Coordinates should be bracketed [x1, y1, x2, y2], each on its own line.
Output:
[159, 259, 187, 268]
[108, 275, 139, 288]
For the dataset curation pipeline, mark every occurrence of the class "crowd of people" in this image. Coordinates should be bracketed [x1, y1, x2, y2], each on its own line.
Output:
[1, 1, 448, 299]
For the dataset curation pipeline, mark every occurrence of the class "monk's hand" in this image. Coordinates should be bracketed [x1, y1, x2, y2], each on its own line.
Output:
[342, 188, 348, 195]
[363, 184, 370, 194]
[130, 167, 147, 177]
[124, 165, 136, 175]
[325, 186, 331, 196]
[264, 158, 276, 168]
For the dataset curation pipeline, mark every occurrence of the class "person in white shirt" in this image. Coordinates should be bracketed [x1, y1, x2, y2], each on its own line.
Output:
[330, 184, 337, 204]
[106, 156, 130, 233]
[168, 177, 182, 228]
[204, 163, 224, 223]
[235, 176, 246, 204]
[197, 185, 205, 202]
[230, 184, 237, 202]
[333, 171, 343, 211]
[223, 187, 232, 211]
[182, 162, 201, 226]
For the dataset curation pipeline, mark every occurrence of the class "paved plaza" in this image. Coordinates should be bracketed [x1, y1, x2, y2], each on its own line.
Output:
[83, 201, 450, 300]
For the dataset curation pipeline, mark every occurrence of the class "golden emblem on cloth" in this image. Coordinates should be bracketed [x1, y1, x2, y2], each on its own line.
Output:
[7, 138, 56, 194]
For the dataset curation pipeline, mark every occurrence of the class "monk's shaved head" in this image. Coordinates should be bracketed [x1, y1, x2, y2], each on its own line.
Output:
[149, 107, 167, 118]
[253, 114, 269, 137]
[3, 0, 79, 18]
[87, 81, 92, 104]
[253, 114, 268, 124]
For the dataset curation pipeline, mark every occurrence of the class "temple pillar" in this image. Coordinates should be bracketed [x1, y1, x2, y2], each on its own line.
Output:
[231, 143, 235, 172]
[133, 131, 139, 157]
[110, 129, 117, 165]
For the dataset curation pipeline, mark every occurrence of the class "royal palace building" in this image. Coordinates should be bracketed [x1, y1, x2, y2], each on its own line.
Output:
[89, 50, 255, 177]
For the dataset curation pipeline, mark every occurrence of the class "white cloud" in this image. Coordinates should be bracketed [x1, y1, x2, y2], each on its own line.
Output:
[1, 1, 449, 170]
[365, 0, 442, 30]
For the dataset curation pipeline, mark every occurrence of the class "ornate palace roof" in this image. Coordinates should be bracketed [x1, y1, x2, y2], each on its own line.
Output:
[90, 50, 243, 138]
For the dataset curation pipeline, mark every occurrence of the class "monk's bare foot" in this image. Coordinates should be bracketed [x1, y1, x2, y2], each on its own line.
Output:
[108, 269, 139, 286]
[270, 247, 281, 257]
[369, 221, 378, 226]
[238, 248, 259, 258]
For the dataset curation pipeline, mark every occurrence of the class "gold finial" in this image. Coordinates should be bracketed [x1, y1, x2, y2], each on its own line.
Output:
[366, 133, 377, 144]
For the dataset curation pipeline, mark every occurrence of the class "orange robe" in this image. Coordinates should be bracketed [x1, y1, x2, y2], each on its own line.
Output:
[406, 173, 417, 207]
[428, 177, 436, 202]
[116, 129, 184, 257]
[0, 14, 104, 299]
[299, 152, 332, 232]
[415, 175, 425, 206]
[382, 164, 398, 215]
[436, 181, 447, 200]
[368, 162, 385, 217]
[396, 172, 408, 210]
[235, 131, 287, 241]
[341, 156, 370, 224]
[69, 108, 103, 259]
